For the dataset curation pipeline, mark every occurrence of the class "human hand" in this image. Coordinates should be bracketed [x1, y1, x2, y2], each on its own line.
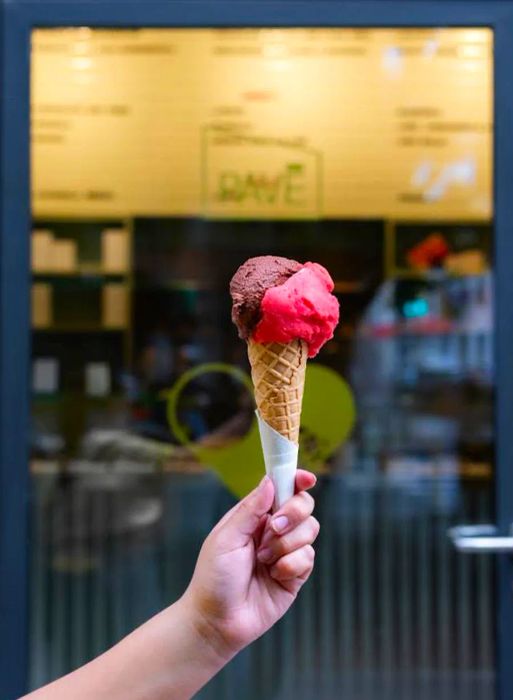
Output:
[24, 473, 318, 700]
[181, 471, 319, 662]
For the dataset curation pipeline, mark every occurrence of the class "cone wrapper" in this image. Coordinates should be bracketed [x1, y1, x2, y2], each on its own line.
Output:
[256, 410, 298, 510]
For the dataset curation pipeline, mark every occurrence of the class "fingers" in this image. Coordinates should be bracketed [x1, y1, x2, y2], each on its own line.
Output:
[213, 470, 316, 553]
[295, 470, 317, 493]
[217, 476, 274, 549]
[269, 490, 315, 536]
[269, 544, 315, 582]
[252, 513, 270, 548]
[257, 516, 320, 564]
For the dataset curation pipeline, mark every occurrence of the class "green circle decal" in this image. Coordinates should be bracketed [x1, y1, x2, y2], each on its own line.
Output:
[163, 362, 355, 498]
[300, 363, 356, 472]
[165, 362, 253, 446]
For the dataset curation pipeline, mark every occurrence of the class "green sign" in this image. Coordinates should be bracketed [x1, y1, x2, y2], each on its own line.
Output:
[216, 163, 307, 206]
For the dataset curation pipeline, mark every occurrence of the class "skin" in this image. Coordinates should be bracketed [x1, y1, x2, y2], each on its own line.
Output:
[24, 470, 319, 700]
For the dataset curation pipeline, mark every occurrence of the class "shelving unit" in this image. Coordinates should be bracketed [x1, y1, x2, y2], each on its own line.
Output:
[384, 219, 492, 279]
[31, 219, 133, 464]
[31, 219, 132, 338]
[33, 270, 126, 279]
[29, 214, 493, 478]
[33, 326, 127, 333]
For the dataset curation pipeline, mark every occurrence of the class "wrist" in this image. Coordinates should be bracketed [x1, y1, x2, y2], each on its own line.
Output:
[177, 591, 237, 669]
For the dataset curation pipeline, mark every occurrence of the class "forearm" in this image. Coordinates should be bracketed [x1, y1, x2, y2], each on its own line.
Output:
[23, 596, 232, 700]
[22, 474, 317, 700]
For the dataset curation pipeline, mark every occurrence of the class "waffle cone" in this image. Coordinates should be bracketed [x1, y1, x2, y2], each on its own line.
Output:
[247, 338, 308, 444]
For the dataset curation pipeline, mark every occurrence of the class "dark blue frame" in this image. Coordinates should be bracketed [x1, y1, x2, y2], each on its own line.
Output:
[2, 1, 513, 698]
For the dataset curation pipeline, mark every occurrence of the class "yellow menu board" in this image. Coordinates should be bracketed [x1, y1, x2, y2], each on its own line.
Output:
[32, 28, 492, 220]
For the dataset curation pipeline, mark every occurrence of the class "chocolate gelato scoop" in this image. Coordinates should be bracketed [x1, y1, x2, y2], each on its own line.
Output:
[230, 255, 302, 339]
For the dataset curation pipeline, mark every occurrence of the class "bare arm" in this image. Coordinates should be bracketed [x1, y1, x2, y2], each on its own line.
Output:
[25, 599, 228, 700]
[23, 471, 319, 700]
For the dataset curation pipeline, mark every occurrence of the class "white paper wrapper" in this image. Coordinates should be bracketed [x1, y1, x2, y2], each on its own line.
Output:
[256, 411, 298, 510]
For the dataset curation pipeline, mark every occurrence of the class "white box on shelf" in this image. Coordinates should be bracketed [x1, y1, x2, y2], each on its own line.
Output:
[85, 362, 111, 397]
[102, 229, 129, 273]
[33, 358, 59, 394]
[32, 230, 53, 272]
[102, 283, 128, 328]
[50, 239, 77, 272]
[32, 283, 52, 328]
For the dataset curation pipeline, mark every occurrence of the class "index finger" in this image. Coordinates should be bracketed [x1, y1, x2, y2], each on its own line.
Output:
[295, 469, 317, 493]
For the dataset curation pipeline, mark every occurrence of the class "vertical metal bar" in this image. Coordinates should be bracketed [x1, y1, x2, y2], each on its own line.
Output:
[298, 575, 315, 698]
[379, 479, 394, 689]
[436, 508, 451, 699]
[280, 605, 296, 697]
[399, 491, 412, 700]
[456, 528, 472, 692]
[126, 506, 136, 635]
[112, 489, 125, 644]
[259, 614, 275, 696]
[29, 475, 48, 690]
[49, 486, 66, 682]
[92, 487, 107, 659]
[71, 479, 87, 670]
[477, 488, 494, 700]
[0, 8, 30, 698]
[319, 487, 335, 696]
[339, 481, 354, 696]
[359, 485, 373, 698]
[417, 493, 431, 700]
[494, 14, 513, 700]
[252, 634, 263, 699]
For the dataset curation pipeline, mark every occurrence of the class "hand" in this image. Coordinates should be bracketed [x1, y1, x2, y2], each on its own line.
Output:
[23, 472, 318, 700]
[182, 471, 319, 661]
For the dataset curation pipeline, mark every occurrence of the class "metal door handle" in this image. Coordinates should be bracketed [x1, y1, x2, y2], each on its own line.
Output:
[448, 524, 513, 553]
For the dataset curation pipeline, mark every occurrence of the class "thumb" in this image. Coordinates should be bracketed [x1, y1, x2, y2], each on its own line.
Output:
[218, 476, 274, 549]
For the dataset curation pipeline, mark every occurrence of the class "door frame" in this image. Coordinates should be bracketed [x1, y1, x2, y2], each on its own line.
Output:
[2, 1, 513, 697]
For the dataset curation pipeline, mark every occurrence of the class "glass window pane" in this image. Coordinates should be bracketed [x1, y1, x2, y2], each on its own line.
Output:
[30, 27, 494, 698]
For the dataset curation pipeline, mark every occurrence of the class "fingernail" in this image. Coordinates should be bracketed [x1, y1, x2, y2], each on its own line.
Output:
[272, 516, 289, 533]
[257, 547, 272, 563]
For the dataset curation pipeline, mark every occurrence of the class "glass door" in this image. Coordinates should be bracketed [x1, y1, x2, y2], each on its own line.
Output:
[29, 27, 494, 699]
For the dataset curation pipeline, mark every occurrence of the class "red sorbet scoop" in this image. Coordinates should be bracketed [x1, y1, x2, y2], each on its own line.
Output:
[253, 262, 339, 357]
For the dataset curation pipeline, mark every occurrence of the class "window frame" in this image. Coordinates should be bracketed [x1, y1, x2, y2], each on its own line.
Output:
[2, 2, 513, 697]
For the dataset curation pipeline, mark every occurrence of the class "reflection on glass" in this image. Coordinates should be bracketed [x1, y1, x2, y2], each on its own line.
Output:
[30, 28, 494, 699]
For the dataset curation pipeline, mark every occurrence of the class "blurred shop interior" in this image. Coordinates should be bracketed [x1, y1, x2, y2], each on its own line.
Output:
[29, 28, 494, 699]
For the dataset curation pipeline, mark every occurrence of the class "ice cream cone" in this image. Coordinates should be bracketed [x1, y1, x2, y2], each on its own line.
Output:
[248, 338, 307, 508]
[247, 338, 308, 444]
[230, 255, 339, 508]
